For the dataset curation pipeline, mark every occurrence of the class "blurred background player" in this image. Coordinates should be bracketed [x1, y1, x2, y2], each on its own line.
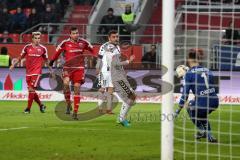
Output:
[49, 27, 94, 120]
[175, 48, 219, 143]
[9, 32, 53, 113]
[96, 30, 121, 114]
[111, 48, 136, 127]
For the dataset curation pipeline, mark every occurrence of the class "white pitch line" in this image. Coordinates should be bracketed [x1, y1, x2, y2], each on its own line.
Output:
[0, 127, 29, 131]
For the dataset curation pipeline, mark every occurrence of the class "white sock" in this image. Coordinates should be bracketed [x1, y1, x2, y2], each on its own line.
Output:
[106, 92, 113, 110]
[98, 92, 105, 109]
[119, 102, 131, 122]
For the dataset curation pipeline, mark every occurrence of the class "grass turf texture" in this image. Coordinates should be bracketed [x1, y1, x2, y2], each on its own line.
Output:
[0, 101, 239, 160]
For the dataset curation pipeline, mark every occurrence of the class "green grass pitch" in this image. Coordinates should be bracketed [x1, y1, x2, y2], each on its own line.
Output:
[0, 101, 239, 160]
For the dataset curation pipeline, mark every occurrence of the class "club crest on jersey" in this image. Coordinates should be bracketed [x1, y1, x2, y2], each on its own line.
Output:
[107, 44, 115, 52]
[79, 43, 84, 48]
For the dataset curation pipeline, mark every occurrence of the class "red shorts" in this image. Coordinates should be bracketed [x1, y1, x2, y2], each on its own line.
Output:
[63, 68, 85, 84]
[26, 75, 41, 89]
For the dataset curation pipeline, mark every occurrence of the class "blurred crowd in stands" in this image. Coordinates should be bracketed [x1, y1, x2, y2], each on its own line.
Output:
[97, 4, 137, 42]
[187, 0, 240, 5]
[222, 21, 240, 45]
[142, 44, 157, 69]
[74, 0, 96, 5]
[0, 0, 70, 34]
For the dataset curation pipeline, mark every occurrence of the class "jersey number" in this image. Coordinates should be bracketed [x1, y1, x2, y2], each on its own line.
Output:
[201, 72, 209, 89]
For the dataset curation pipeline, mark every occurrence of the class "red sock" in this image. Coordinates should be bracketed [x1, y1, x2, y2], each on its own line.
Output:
[64, 91, 71, 105]
[73, 95, 80, 113]
[27, 91, 35, 110]
[34, 92, 42, 107]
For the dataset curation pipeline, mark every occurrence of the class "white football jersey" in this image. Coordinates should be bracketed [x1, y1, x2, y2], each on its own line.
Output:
[98, 42, 121, 73]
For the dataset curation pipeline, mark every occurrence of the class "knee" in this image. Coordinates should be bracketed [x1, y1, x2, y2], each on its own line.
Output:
[28, 87, 35, 92]
[107, 87, 114, 94]
[107, 90, 113, 96]
[99, 88, 105, 93]
[74, 83, 80, 95]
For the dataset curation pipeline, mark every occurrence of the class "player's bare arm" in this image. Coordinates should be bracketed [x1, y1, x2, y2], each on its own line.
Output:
[9, 57, 21, 71]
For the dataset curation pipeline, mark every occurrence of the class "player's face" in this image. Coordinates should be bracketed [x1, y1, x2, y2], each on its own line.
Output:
[108, 33, 119, 45]
[70, 30, 79, 41]
[32, 35, 41, 45]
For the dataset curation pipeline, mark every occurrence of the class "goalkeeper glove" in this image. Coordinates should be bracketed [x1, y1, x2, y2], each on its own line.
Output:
[174, 106, 183, 118]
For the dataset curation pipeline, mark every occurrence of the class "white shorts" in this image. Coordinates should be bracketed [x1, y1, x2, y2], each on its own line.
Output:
[100, 72, 113, 88]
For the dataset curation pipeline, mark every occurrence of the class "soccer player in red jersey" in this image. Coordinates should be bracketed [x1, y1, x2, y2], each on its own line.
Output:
[9, 32, 53, 113]
[49, 27, 94, 120]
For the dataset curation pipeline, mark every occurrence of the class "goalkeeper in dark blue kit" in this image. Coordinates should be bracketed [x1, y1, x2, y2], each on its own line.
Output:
[175, 49, 219, 143]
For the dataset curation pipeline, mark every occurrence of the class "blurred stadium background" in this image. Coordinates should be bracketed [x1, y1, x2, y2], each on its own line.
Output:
[0, 0, 240, 159]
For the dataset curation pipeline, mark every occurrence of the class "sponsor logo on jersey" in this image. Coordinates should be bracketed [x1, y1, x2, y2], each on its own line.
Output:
[28, 54, 41, 57]
[79, 43, 83, 48]
[200, 88, 215, 96]
[69, 49, 83, 53]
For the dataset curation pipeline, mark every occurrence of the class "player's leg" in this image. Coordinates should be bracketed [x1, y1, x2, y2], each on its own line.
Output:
[25, 75, 45, 113]
[97, 87, 105, 113]
[105, 73, 114, 114]
[97, 72, 108, 112]
[118, 94, 136, 127]
[114, 80, 136, 126]
[199, 102, 218, 143]
[71, 69, 84, 120]
[198, 110, 217, 143]
[187, 101, 207, 139]
[72, 82, 80, 120]
[32, 75, 46, 113]
[63, 73, 72, 114]
[106, 87, 114, 114]
[25, 86, 35, 113]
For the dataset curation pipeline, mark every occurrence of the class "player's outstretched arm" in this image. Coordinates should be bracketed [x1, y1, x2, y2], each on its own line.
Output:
[45, 59, 55, 79]
[50, 43, 64, 67]
[175, 74, 191, 118]
[9, 57, 21, 72]
[113, 55, 135, 66]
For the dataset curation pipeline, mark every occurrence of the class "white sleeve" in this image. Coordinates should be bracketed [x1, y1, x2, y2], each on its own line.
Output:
[98, 44, 105, 59]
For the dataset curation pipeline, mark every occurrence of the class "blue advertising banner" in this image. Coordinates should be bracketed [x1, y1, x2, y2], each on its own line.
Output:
[214, 44, 240, 71]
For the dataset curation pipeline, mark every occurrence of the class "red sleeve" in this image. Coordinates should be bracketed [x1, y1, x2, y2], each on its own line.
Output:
[42, 46, 48, 60]
[84, 41, 97, 57]
[52, 41, 65, 61]
[20, 45, 28, 59]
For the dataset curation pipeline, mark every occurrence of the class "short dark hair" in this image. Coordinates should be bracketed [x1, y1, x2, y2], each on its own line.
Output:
[107, 8, 113, 12]
[188, 48, 203, 61]
[0, 47, 8, 55]
[70, 27, 78, 33]
[108, 30, 118, 37]
[188, 51, 198, 60]
[151, 44, 156, 49]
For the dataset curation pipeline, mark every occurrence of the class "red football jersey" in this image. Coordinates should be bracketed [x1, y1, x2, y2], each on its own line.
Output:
[20, 43, 48, 75]
[51, 38, 94, 68]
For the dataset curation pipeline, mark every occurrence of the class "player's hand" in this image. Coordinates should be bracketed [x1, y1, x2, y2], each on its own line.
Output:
[9, 64, 14, 72]
[96, 69, 100, 75]
[81, 79, 85, 85]
[129, 55, 135, 63]
[49, 60, 54, 67]
[50, 72, 56, 79]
